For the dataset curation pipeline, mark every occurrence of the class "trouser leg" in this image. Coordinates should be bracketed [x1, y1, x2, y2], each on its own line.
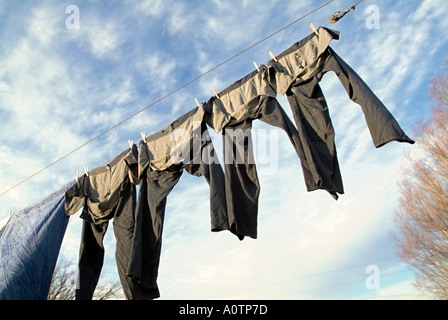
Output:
[254, 96, 326, 195]
[76, 219, 108, 300]
[112, 180, 141, 300]
[321, 48, 414, 147]
[286, 78, 343, 199]
[223, 120, 259, 240]
[127, 170, 182, 299]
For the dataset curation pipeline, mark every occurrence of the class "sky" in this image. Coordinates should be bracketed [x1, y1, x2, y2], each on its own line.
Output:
[0, 0, 447, 300]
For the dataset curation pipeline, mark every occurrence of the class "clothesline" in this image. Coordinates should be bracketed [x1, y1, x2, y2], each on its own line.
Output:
[2, 0, 418, 300]
[0, 0, 370, 220]
[0, 0, 363, 202]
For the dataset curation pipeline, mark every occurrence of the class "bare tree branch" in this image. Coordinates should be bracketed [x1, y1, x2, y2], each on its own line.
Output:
[48, 260, 124, 300]
[392, 60, 448, 300]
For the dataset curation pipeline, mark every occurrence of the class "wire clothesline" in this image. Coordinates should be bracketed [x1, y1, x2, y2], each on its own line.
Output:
[0, 0, 364, 203]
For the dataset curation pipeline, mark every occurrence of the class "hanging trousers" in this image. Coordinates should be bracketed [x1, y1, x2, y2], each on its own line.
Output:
[221, 95, 306, 240]
[269, 27, 415, 199]
[75, 179, 155, 300]
[205, 66, 308, 240]
[65, 146, 153, 300]
[127, 108, 228, 298]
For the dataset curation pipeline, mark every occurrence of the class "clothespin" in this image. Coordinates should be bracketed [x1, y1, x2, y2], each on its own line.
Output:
[83, 166, 89, 177]
[195, 98, 201, 107]
[141, 132, 147, 143]
[253, 61, 260, 72]
[310, 23, 319, 35]
[8, 209, 13, 216]
[269, 50, 278, 62]
[75, 171, 80, 183]
[128, 140, 133, 149]
[211, 88, 220, 99]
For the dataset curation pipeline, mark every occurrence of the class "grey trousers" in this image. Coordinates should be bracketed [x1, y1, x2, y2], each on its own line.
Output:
[220, 95, 306, 240]
[66, 146, 153, 300]
[75, 178, 157, 300]
[267, 28, 414, 199]
[282, 47, 414, 199]
[127, 119, 228, 299]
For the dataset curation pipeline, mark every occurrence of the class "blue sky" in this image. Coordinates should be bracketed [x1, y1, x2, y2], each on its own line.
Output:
[1, 0, 447, 300]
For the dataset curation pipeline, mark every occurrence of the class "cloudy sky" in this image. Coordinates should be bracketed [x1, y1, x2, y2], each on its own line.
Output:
[1, 0, 447, 300]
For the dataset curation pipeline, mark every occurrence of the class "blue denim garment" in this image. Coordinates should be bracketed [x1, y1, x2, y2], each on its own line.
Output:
[0, 181, 74, 300]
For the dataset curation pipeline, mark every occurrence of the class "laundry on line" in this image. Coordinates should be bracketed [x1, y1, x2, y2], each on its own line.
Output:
[0, 27, 414, 300]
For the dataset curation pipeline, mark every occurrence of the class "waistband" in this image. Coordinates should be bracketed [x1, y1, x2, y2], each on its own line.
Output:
[145, 106, 203, 143]
[139, 106, 208, 173]
[276, 27, 339, 61]
[267, 27, 340, 94]
[205, 65, 277, 132]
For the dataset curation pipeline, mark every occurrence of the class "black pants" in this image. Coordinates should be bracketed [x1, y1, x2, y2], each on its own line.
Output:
[222, 96, 306, 240]
[284, 47, 415, 199]
[286, 77, 343, 199]
[76, 179, 155, 300]
[126, 124, 228, 299]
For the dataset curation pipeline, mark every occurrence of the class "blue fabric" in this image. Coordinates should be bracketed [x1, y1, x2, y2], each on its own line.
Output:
[0, 181, 74, 300]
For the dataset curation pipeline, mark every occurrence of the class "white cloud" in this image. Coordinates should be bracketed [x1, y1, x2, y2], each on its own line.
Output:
[132, 0, 193, 36]
[202, 1, 275, 49]
[84, 22, 123, 59]
[134, 0, 167, 17]
[27, 7, 58, 47]
[138, 52, 178, 92]
[165, 3, 191, 35]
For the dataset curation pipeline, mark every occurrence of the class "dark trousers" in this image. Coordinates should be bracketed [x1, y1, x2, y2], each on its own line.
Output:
[285, 47, 415, 199]
[75, 179, 155, 300]
[127, 127, 228, 299]
[222, 96, 306, 240]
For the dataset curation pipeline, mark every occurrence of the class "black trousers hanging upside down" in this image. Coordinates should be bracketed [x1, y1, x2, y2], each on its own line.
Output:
[126, 113, 229, 299]
[283, 47, 415, 199]
[268, 28, 414, 199]
[221, 95, 308, 240]
[65, 146, 156, 300]
[76, 179, 158, 300]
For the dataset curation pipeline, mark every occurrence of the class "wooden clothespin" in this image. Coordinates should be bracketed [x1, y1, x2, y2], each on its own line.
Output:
[128, 140, 133, 149]
[141, 132, 147, 143]
[8, 209, 13, 216]
[195, 98, 201, 107]
[75, 171, 80, 183]
[310, 23, 319, 35]
[212, 88, 220, 99]
[269, 50, 278, 62]
[253, 61, 260, 72]
[83, 166, 89, 177]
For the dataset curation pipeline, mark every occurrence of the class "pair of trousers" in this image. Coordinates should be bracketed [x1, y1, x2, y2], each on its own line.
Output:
[65, 146, 152, 300]
[75, 178, 150, 300]
[269, 28, 414, 199]
[127, 112, 228, 298]
[205, 66, 306, 240]
[284, 47, 415, 198]
[220, 95, 306, 240]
